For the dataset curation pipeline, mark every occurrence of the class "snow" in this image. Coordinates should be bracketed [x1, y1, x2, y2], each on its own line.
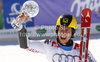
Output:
[0, 35, 100, 62]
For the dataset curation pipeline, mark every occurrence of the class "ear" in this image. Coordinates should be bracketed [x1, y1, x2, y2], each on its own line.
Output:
[56, 26, 59, 34]
[71, 28, 75, 38]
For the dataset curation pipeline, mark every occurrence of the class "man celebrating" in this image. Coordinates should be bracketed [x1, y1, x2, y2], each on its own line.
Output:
[12, 13, 96, 62]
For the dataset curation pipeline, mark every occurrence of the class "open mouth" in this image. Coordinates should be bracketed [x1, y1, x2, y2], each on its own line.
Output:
[60, 36, 66, 40]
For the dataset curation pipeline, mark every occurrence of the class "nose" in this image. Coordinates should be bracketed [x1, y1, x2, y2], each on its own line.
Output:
[61, 31, 67, 36]
[62, 30, 67, 34]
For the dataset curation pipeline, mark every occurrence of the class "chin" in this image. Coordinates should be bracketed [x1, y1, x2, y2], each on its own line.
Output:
[59, 39, 67, 44]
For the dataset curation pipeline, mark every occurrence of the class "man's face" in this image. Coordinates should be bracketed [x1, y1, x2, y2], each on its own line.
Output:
[58, 26, 72, 45]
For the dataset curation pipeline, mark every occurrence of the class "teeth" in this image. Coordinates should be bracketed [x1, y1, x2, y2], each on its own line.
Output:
[61, 36, 66, 38]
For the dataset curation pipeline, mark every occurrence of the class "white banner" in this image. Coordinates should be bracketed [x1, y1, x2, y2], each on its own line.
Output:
[0, 23, 100, 41]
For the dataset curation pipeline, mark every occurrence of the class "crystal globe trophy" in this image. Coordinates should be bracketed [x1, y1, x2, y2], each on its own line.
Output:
[11, 1, 39, 30]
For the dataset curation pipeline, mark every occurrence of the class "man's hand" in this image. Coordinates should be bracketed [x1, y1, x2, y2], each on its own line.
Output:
[17, 12, 30, 24]
[11, 12, 30, 30]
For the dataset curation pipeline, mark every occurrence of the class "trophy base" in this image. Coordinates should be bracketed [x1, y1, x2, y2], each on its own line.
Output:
[11, 19, 23, 31]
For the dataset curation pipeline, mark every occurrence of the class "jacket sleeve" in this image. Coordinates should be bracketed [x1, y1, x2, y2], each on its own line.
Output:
[17, 26, 52, 54]
[18, 26, 27, 48]
[88, 50, 97, 62]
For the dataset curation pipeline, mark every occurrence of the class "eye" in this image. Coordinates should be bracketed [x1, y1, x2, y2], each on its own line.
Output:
[59, 27, 63, 31]
[66, 28, 71, 32]
[59, 29, 62, 31]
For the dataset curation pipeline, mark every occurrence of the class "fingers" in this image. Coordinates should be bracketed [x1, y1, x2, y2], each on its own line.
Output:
[26, 16, 30, 21]
[17, 12, 30, 24]
[17, 12, 25, 19]
[22, 16, 30, 24]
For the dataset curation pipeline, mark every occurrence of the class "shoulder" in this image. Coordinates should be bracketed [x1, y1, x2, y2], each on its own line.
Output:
[43, 39, 59, 47]
[44, 39, 60, 48]
[44, 39, 52, 44]
[73, 42, 80, 49]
